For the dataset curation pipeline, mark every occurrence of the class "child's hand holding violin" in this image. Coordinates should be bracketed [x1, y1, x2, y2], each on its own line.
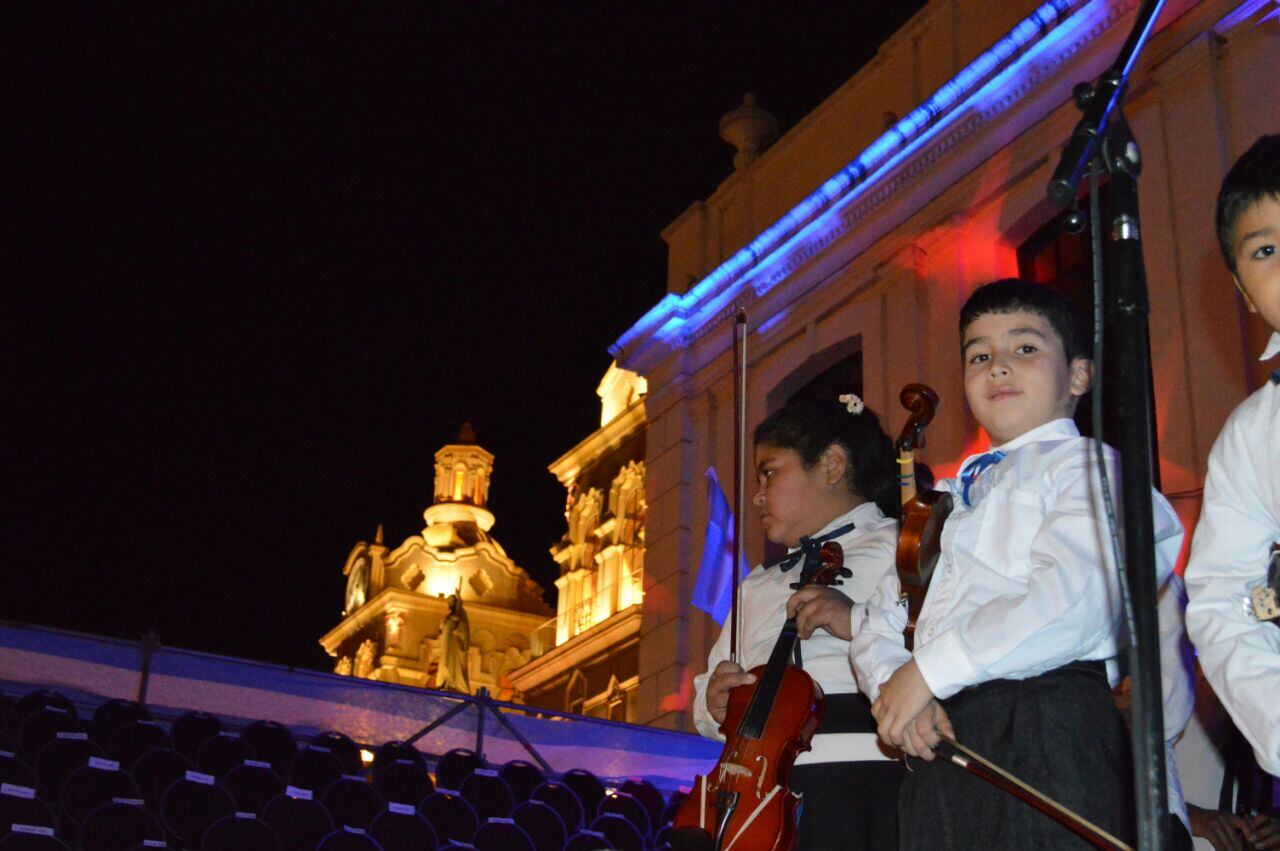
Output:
[786, 586, 854, 640]
[705, 660, 757, 724]
[871, 659, 955, 759]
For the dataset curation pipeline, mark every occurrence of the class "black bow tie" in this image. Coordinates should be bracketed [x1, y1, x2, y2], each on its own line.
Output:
[765, 522, 856, 582]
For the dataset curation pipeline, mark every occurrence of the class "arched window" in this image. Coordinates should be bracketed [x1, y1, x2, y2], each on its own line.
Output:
[566, 670, 587, 716]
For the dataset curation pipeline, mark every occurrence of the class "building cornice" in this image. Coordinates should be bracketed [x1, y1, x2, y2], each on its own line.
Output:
[547, 400, 646, 485]
[505, 605, 642, 692]
[611, 0, 1123, 374]
[318, 588, 548, 655]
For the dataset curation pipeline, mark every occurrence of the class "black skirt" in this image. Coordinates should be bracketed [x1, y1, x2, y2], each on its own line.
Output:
[899, 661, 1134, 850]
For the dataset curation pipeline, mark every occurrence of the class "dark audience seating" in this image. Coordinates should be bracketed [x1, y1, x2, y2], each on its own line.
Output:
[0, 686, 686, 851]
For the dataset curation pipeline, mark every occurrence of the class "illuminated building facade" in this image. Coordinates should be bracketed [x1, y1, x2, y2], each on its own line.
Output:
[612, 0, 1280, 730]
[320, 425, 552, 698]
[506, 363, 649, 720]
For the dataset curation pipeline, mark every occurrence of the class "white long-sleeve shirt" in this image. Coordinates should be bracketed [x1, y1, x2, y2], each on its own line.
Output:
[852, 418, 1184, 703]
[1185, 331, 1280, 777]
[692, 501, 898, 764]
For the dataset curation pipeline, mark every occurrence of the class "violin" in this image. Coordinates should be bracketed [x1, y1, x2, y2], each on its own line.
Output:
[893, 384, 952, 650]
[673, 542, 849, 851]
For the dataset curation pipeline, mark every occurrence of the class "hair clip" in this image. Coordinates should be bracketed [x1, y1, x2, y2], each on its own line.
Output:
[839, 393, 865, 415]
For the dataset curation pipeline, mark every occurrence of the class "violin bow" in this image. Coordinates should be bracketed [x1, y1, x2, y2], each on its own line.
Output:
[935, 737, 1133, 851]
[729, 309, 748, 665]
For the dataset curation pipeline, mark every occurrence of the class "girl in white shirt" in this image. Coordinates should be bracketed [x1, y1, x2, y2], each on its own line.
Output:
[692, 396, 903, 850]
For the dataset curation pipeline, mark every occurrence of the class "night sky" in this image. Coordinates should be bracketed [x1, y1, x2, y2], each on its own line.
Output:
[2, 2, 925, 671]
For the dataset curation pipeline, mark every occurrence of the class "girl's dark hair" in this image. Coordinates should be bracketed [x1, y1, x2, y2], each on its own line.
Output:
[753, 396, 900, 519]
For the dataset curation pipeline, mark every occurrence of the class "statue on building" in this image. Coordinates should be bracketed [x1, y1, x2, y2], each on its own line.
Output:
[435, 593, 471, 693]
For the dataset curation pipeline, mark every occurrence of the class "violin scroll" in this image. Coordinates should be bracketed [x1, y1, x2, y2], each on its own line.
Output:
[896, 383, 940, 454]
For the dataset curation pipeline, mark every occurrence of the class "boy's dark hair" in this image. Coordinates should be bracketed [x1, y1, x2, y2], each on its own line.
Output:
[1216, 134, 1280, 273]
[959, 278, 1089, 364]
[753, 396, 900, 519]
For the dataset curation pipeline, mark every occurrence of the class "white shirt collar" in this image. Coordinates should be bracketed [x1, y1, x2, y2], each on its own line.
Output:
[1261, 331, 1280, 361]
[957, 418, 1080, 471]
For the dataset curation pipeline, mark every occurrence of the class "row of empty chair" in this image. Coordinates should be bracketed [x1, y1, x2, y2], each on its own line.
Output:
[0, 688, 687, 850]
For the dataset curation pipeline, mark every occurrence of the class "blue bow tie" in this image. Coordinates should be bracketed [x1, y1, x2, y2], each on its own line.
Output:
[959, 450, 1006, 508]
[1271, 369, 1279, 385]
[765, 522, 855, 581]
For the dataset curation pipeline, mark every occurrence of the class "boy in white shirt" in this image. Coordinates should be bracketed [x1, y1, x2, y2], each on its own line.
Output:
[1185, 134, 1280, 781]
[851, 279, 1184, 848]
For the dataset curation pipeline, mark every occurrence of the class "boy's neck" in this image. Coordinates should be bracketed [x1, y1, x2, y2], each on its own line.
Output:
[988, 416, 1076, 449]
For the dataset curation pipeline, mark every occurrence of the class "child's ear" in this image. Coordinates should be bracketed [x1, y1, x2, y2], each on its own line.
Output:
[822, 444, 849, 487]
[1069, 357, 1093, 398]
[1233, 273, 1259, 313]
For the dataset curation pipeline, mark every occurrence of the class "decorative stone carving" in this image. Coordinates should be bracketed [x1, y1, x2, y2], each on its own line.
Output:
[719, 93, 778, 170]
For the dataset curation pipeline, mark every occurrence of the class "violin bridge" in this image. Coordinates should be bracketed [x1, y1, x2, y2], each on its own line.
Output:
[717, 762, 751, 782]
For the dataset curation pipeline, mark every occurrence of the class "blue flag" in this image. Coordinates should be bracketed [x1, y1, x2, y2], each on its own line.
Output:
[692, 467, 749, 625]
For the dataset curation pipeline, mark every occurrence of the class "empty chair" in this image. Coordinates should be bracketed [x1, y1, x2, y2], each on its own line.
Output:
[34, 734, 100, 796]
[588, 813, 644, 851]
[472, 818, 534, 851]
[170, 710, 224, 761]
[0, 834, 69, 851]
[316, 826, 384, 851]
[371, 741, 424, 778]
[0, 784, 55, 834]
[310, 731, 362, 775]
[369, 803, 438, 851]
[564, 829, 615, 851]
[262, 791, 335, 851]
[510, 799, 566, 851]
[658, 796, 685, 831]
[159, 771, 236, 847]
[106, 719, 171, 769]
[458, 770, 513, 823]
[418, 790, 479, 845]
[653, 825, 673, 851]
[197, 732, 256, 779]
[596, 792, 650, 840]
[0, 751, 37, 788]
[129, 746, 191, 811]
[497, 760, 543, 805]
[241, 721, 297, 775]
[529, 781, 584, 834]
[323, 775, 386, 831]
[373, 759, 434, 808]
[201, 811, 285, 851]
[88, 699, 151, 749]
[13, 690, 77, 729]
[60, 759, 141, 827]
[561, 769, 605, 825]
[17, 707, 84, 765]
[79, 799, 165, 851]
[289, 745, 344, 797]
[435, 748, 483, 791]
[224, 760, 285, 816]
[618, 779, 664, 830]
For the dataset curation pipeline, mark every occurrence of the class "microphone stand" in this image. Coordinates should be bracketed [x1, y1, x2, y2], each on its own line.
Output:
[1048, 1, 1168, 848]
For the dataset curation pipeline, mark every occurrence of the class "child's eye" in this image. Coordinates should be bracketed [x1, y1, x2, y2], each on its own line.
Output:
[1251, 244, 1276, 260]
[968, 353, 989, 365]
[1016, 344, 1038, 355]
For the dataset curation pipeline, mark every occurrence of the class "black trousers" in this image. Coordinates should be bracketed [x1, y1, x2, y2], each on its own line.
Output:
[899, 662, 1134, 850]
[793, 693, 904, 851]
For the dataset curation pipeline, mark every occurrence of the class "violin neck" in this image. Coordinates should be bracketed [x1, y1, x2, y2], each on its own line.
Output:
[898, 449, 917, 504]
[738, 618, 800, 739]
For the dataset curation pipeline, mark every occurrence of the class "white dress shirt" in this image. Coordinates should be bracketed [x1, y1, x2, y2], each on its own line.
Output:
[692, 501, 898, 764]
[1185, 330, 1280, 777]
[852, 418, 1184, 703]
[1157, 573, 1196, 830]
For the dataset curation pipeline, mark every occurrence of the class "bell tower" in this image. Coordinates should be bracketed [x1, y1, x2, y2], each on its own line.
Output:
[425, 421, 496, 535]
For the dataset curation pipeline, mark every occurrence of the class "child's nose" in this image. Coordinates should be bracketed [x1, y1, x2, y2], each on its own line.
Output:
[752, 489, 766, 506]
[988, 358, 1011, 378]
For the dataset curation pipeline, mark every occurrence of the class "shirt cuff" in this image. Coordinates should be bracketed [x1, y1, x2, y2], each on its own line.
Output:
[913, 627, 983, 700]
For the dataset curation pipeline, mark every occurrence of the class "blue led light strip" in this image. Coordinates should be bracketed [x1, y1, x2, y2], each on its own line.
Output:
[613, 0, 1080, 356]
